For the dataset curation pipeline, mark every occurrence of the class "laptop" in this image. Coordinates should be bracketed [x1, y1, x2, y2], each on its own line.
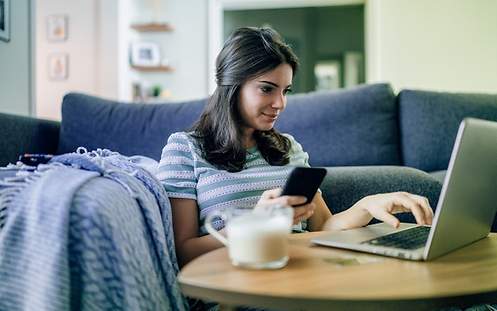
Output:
[312, 118, 497, 261]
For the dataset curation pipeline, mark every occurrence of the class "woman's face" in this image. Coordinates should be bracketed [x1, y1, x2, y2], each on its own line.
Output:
[238, 63, 293, 136]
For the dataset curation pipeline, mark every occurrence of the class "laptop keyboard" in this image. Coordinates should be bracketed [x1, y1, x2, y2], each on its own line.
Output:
[362, 226, 431, 250]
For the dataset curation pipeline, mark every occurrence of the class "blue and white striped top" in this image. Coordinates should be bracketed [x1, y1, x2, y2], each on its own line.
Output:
[156, 132, 310, 235]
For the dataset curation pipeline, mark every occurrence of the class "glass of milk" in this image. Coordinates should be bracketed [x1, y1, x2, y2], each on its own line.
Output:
[205, 205, 294, 269]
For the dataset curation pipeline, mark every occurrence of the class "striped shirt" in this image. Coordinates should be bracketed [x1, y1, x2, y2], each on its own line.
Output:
[156, 132, 310, 235]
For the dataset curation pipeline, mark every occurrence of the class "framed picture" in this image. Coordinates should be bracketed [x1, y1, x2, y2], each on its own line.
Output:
[47, 14, 68, 42]
[0, 0, 10, 42]
[130, 42, 161, 67]
[48, 53, 69, 80]
[314, 60, 342, 91]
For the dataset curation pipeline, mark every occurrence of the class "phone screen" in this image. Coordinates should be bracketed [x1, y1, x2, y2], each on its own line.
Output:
[281, 167, 327, 206]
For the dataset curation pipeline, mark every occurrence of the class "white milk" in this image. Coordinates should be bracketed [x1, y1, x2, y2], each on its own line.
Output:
[226, 213, 291, 264]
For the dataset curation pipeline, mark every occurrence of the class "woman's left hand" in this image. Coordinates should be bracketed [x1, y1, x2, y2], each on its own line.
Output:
[353, 192, 434, 228]
[324, 192, 434, 231]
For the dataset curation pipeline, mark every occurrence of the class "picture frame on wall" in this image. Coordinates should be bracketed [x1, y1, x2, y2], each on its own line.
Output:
[0, 0, 10, 42]
[130, 42, 161, 67]
[47, 14, 68, 42]
[314, 60, 342, 91]
[48, 53, 69, 80]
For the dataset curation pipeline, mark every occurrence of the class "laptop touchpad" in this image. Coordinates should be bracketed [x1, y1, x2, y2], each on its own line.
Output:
[322, 223, 418, 244]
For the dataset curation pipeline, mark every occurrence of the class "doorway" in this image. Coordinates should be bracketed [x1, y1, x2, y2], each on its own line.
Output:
[208, 0, 365, 94]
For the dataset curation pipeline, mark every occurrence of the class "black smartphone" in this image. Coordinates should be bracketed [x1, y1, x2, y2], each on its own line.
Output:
[18, 154, 54, 166]
[281, 167, 327, 206]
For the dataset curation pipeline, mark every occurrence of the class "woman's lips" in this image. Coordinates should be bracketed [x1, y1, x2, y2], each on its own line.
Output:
[262, 112, 278, 121]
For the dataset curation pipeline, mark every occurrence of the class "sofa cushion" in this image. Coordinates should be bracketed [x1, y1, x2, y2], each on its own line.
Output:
[0, 113, 60, 166]
[320, 166, 442, 224]
[429, 170, 446, 184]
[276, 83, 400, 167]
[321, 165, 497, 232]
[57, 93, 206, 160]
[399, 90, 497, 172]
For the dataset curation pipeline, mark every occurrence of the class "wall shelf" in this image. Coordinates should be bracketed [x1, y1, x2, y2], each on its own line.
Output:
[131, 65, 174, 72]
[130, 23, 174, 32]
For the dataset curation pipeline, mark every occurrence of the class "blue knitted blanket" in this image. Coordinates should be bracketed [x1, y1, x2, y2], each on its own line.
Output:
[0, 149, 187, 311]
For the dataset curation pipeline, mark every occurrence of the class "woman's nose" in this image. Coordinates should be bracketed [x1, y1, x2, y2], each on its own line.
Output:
[272, 93, 286, 109]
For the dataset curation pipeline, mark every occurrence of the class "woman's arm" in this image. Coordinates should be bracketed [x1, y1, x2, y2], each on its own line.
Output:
[307, 192, 332, 231]
[303, 191, 433, 232]
[170, 198, 224, 268]
[322, 192, 433, 231]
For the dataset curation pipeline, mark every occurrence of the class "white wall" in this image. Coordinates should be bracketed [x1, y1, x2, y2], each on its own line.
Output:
[95, 0, 119, 100]
[168, 0, 209, 101]
[35, 0, 99, 120]
[366, 0, 497, 94]
[0, 0, 33, 116]
[33, 0, 209, 120]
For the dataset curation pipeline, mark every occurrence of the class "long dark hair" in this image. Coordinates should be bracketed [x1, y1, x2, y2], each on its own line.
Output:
[191, 27, 299, 172]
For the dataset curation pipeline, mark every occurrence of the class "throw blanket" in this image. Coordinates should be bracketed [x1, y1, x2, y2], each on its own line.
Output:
[0, 149, 187, 311]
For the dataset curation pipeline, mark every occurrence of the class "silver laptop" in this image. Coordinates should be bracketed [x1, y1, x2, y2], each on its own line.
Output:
[312, 118, 497, 261]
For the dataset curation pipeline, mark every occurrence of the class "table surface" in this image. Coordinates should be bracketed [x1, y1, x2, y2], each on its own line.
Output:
[178, 231, 497, 311]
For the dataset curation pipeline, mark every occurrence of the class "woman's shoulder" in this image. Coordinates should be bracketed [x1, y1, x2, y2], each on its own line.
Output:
[166, 131, 200, 146]
[165, 131, 203, 155]
[280, 133, 309, 166]
[281, 133, 303, 151]
[281, 133, 297, 143]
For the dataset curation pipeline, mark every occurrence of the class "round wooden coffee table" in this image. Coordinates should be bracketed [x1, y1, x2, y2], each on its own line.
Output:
[179, 232, 497, 310]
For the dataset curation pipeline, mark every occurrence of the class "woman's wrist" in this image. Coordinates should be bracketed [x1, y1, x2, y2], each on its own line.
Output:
[347, 198, 375, 227]
[322, 198, 373, 231]
[321, 209, 354, 231]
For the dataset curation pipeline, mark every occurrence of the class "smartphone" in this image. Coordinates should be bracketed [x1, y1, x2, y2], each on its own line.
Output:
[281, 167, 327, 207]
[18, 154, 54, 166]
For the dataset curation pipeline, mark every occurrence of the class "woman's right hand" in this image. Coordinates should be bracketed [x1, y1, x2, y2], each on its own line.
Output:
[256, 188, 316, 225]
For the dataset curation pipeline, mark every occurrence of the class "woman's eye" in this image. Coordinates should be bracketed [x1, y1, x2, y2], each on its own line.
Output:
[260, 86, 272, 93]
[283, 88, 293, 95]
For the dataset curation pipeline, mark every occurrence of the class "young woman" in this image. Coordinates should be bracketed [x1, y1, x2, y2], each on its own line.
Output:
[157, 27, 433, 268]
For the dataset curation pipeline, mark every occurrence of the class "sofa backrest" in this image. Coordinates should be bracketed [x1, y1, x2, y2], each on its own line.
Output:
[58, 83, 401, 167]
[57, 93, 206, 160]
[399, 89, 497, 172]
[279, 83, 401, 166]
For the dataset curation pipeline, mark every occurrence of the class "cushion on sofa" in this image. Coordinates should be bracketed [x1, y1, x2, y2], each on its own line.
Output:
[429, 170, 446, 184]
[57, 93, 206, 160]
[0, 113, 60, 166]
[399, 89, 497, 172]
[320, 166, 443, 224]
[276, 83, 401, 167]
[321, 165, 497, 231]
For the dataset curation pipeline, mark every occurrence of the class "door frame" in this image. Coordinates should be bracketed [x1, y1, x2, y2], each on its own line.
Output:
[207, 0, 365, 94]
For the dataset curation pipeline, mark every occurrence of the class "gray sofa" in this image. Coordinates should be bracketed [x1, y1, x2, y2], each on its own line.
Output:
[1, 83, 497, 228]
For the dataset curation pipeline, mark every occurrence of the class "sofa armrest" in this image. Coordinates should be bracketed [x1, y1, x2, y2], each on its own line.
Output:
[320, 166, 443, 224]
[0, 113, 60, 166]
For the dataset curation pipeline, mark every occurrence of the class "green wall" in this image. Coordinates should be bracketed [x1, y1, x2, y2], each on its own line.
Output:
[224, 5, 364, 93]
